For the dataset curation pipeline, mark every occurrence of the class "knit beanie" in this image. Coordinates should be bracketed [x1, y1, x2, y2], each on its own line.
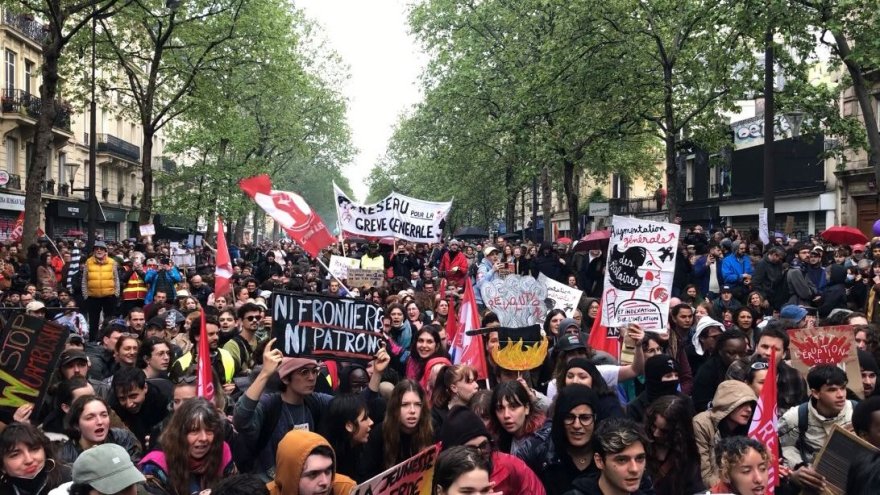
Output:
[437, 405, 491, 449]
[551, 384, 599, 450]
[859, 349, 880, 375]
[644, 355, 680, 403]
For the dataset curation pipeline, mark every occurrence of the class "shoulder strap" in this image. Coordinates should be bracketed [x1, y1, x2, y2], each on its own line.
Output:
[795, 402, 812, 460]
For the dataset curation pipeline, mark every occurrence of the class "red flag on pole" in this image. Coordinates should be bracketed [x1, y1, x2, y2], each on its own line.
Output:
[451, 278, 488, 379]
[587, 299, 620, 361]
[239, 174, 335, 257]
[214, 217, 232, 298]
[748, 348, 779, 493]
[197, 307, 215, 401]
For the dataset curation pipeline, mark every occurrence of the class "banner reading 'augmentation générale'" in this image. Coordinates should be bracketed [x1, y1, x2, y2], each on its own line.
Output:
[334, 183, 452, 243]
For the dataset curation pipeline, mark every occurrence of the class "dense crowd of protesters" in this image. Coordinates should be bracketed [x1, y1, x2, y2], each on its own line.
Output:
[2, 225, 880, 495]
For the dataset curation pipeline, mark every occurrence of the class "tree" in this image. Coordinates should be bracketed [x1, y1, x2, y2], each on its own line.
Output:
[10, 0, 121, 243]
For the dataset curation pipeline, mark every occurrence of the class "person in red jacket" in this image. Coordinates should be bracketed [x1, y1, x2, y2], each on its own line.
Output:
[439, 239, 469, 287]
[437, 405, 546, 495]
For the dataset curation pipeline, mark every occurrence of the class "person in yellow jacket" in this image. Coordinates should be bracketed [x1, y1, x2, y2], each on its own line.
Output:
[169, 313, 238, 390]
[81, 241, 120, 342]
[267, 430, 357, 495]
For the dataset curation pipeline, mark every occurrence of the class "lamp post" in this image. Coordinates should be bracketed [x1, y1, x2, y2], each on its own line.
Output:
[86, 6, 98, 249]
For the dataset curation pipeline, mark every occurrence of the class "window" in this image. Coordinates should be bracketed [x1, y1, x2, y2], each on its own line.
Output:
[5, 50, 15, 94]
[5, 138, 17, 174]
[101, 165, 110, 191]
[58, 152, 66, 185]
[116, 168, 124, 194]
[708, 160, 719, 199]
[685, 156, 695, 201]
[24, 60, 33, 95]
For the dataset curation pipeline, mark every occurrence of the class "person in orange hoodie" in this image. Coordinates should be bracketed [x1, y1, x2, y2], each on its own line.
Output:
[267, 430, 357, 495]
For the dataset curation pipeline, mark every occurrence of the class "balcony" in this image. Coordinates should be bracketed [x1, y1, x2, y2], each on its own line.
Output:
[96, 134, 140, 163]
[609, 196, 667, 216]
[152, 156, 177, 172]
[1, 173, 21, 190]
[1, 89, 72, 132]
[2, 11, 48, 45]
[41, 179, 55, 194]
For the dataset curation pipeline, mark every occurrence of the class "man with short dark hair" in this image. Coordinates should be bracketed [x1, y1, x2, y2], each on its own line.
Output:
[189, 274, 213, 307]
[86, 320, 127, 381]
[753, 323, 789, 360]
[779, 365, 853, 492]
[751, 246, 786, 310]
[170, 314, 238, 387]
[110, 366, 170, 446]
[566, 418, 653, 494]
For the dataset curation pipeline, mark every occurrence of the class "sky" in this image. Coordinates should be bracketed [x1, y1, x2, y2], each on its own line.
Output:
[295, 0, 427, 202]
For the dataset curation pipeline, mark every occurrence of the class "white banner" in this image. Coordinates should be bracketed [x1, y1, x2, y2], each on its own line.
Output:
[758, 208, 769, 245]
[329, 255, 361, 280]
[334, 183, 452, 243]
[600, 215, 680, 333]
[538, 273, 583, 318]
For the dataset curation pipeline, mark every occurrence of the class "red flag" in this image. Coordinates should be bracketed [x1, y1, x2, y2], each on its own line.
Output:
[748, 348, 779, 493]
[587, 299, 620, 360]
[445, 295, 458, 349]
[9, 212, 23, 243]
[452, 278, 488, 379]
[197, 307, 215, 401]
[239, 174, 335, 257]
[214, 217, 232, 298]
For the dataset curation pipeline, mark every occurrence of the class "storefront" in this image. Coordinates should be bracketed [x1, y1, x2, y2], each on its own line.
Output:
[98, 207, 128, 242]
[0, 192, 24, 243]
[47, 200, 87, 239]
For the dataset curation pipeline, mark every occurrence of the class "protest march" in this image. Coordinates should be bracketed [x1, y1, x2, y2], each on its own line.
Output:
[3, 175, 880, 495]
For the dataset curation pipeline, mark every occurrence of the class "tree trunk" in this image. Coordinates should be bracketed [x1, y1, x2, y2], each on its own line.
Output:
[504, 162, 517, 234]
[833, 30, 880, 187]
[23, 38, 63, 243]
[541, 164, 552, 242]
[662, 63, 680, 222]
[234, 216, 245, 245]
[563, 159, 579, 238]
[138, 130, 155, 225]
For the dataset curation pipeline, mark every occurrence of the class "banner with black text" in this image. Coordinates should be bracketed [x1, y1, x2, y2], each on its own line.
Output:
[334, 183, 451, 243]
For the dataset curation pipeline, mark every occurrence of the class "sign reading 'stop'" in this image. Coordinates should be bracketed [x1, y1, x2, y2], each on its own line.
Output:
[334, 183, 452, 243]
[271, 291, 385, 362]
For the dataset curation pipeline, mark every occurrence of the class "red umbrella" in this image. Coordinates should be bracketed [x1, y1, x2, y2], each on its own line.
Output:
[556, 236, 572, 244]
[574, 229, 611, 252]
[820, 226, 868, 246]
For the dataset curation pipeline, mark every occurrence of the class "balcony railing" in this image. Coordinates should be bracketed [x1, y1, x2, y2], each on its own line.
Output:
[41, 179, 55, 194]
[2, 173, 21, 190]
[609, 196, 667, 216]
[2, 11, 48, 45]
[0, 89, 71, 131]
[96, 133, 140, 162]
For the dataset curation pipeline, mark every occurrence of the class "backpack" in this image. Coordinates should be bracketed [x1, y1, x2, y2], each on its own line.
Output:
[233, 392, 323, 473]
[794, 400, 856, 463]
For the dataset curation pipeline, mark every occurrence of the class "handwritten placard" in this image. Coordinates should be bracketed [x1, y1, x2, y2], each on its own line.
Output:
[0, 315, 68, 421]
[329, 255, 361, 280]
[600, 215, 679, 332]
[479, 275, 547, 327]
[271, 291, 384, 362]
[139, 224, 155, 236]
[538, 273, 583, 318]
[354, 444, 439, 495]
[787, 325, 863, 398]
[347, 268, 385, 288]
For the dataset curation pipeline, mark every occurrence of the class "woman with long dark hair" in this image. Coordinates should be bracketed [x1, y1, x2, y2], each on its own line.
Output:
[431, 365, 479, 431]
[489, 380, 550, 473]
[405, 325, 446, 381]
[645, 395, 704, 495]
[59, 396, 141, 465]
[0, 423, 70, 495]
[320, 394, 373, 482]
[36, 252, 56, 291]
[432, 446, 494, 495]
[555, 358, 624, 420]
[359, 380, 433, 481]
[138, 398, 235, 495]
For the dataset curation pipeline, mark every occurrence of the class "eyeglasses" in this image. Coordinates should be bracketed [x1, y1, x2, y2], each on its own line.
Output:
[471, 439, 493, 455]
[245, 315, 261, 322]
[296, 367, 320, 377]
[751, 362, 770, 371]
[563, 413, 595, 426]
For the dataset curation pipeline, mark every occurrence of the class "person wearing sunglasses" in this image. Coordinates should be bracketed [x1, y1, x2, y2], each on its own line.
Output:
[222, 302, 262, 375]
[169, 314, 238, 392]
[233, 339, 390, 480]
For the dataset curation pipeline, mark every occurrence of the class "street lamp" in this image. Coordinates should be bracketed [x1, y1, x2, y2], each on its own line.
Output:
[64, 162, 80, 193]
[785, 109, 805, 138]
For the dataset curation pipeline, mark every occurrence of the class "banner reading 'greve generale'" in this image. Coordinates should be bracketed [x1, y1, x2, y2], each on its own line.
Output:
[334, 183, 452, 243]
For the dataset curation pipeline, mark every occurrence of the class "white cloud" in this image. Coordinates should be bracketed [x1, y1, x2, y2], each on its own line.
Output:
[296, 0, 427, 201]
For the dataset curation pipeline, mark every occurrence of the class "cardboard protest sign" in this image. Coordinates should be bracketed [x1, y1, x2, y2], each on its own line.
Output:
[271, 291, 385, 362]
[479, 274, 547, 327]
[488, 325, 549, 371]
[335, 183, 452, 243]
[0, 315, 68, 420]
[328, 255, 361, 280]
[813, 424, 878, 495]
[538, 273, 583, 317]
[139, 224, 155, 236]
[354, 444, 439, 495]
[600, 215, 679, 333]
[787, 325, 863, 398]
[347, 268, 385, 288]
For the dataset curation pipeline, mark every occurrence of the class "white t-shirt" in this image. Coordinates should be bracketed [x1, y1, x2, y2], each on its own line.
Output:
[546, 365, 620, 402]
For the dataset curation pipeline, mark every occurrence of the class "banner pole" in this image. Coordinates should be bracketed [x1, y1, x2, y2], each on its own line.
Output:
[317, 257, 353, 294]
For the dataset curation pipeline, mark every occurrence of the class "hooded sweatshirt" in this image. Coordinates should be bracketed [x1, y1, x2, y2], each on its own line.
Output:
[267, 430, 356, 495]
[626, 355, 685, 422]
[818, 264, 847, 318]
[692, 380, 757, 488]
